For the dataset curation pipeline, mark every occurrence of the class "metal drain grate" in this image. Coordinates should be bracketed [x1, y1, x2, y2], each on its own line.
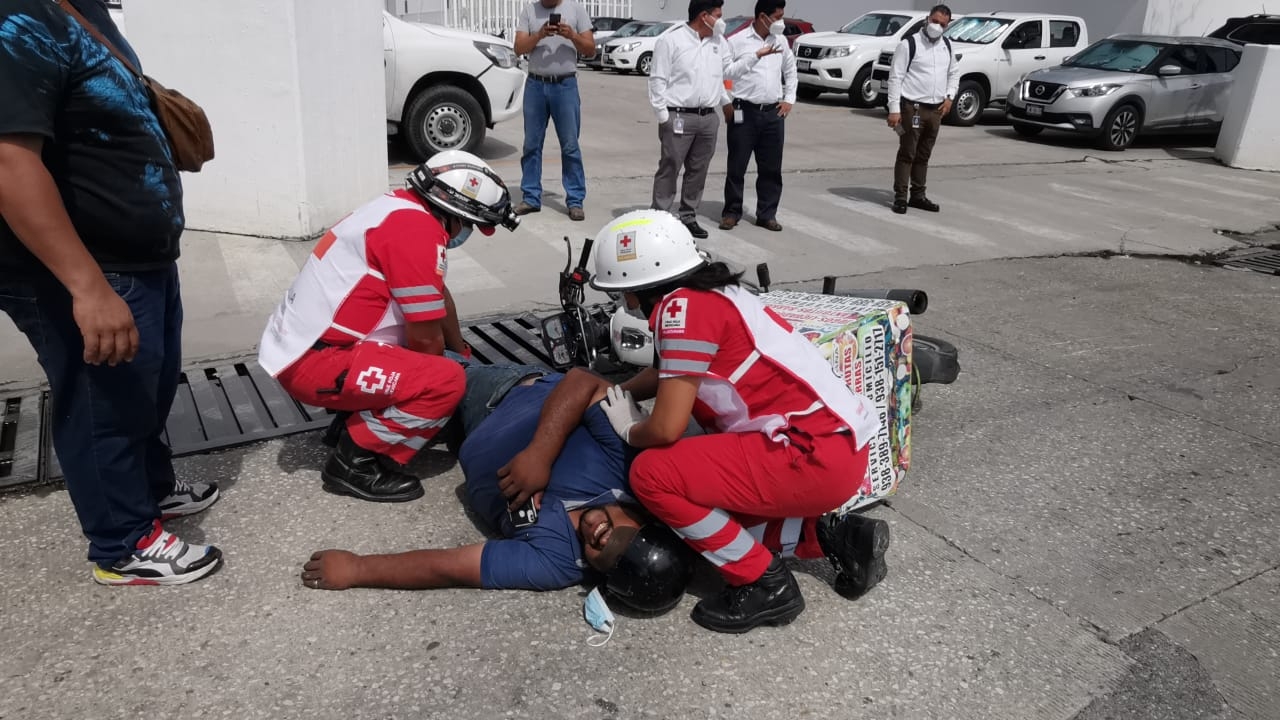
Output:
[0, 315, 556, 490]
[1215, 248, 1280, 276]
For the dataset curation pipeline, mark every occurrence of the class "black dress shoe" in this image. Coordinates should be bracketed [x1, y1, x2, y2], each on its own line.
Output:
[684, 221, 709, 239]
[817, 512, 890, 598]
[892, 200, 908, 214]
[908, 196, 940, 212]
[321, 431, 424, 503]
[691, 556, 806, 633]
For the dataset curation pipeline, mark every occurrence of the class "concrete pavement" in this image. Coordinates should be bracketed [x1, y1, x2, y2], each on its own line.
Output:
[2, 70, 1279, 720]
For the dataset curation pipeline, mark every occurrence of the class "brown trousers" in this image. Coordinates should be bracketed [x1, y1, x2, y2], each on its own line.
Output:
[894, 99, 943, 202]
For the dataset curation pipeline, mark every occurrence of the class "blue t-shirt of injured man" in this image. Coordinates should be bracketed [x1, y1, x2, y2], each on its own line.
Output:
[459, 374, 633, 590]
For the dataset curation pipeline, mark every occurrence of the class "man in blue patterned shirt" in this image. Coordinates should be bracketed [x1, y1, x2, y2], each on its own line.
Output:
[0, 0, 223, 585]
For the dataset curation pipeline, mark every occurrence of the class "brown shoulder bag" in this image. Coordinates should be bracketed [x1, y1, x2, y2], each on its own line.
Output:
[58, 0, 215, 172]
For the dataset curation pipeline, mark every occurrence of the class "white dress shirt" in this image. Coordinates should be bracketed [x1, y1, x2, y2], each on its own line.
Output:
[727, 28, 797, 105]
[648, 24, 754, 123]
[886, 31, 960, 108]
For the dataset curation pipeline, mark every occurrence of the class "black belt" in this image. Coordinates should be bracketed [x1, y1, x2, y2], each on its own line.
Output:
[734, 100, 780, 112]
[529, 72, 576, 83]
[667, 106, 716, 115]
[904, 99, 943, 110]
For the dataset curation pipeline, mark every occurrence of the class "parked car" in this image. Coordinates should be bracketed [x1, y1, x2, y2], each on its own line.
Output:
[1006, 35, 1242, 151]
[794, 10, 940, 107]
[1208, 14, 1280, 45]
[602, 21, 675, 75]
[871, 12, 1089, 126]
[384, 13, 524, 160]
[583, 20, 658, 69]
[592, 16, 634, 43]
[724, 15, 815, 48]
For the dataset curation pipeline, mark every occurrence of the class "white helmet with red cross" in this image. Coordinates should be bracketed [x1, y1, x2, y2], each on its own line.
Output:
[406, 150, 520, 234]
[590, 210, 707, 292]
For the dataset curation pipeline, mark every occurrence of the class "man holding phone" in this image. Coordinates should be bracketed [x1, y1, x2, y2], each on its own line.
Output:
[514, 0, 595, 222]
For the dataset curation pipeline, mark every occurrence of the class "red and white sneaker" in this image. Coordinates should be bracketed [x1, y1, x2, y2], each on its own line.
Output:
[92, 521, 223, 586]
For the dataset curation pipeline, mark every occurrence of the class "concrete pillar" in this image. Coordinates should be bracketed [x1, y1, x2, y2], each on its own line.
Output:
[1215, 44, 1280, 172]
[121, 0, 388, 239]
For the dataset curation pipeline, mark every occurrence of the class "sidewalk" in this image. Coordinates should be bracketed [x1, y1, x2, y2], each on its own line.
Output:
[2, 254, 1277, 720]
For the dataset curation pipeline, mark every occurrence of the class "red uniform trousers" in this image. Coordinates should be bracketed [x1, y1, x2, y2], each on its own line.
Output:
[277, 341, 465, 465]
[630, 430, 868, 585]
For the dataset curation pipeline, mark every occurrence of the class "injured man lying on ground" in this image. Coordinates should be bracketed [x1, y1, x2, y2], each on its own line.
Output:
[299, 363, 695, 613]
[300, 363, 888, 619]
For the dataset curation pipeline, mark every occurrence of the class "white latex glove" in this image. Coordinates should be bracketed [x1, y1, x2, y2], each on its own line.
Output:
[601, 385, 648, 445]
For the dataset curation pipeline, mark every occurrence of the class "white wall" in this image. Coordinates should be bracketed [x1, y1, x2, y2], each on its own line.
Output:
[122, 0, 388, 240]
[1215, 44, 1280, 171]
[1143, 0, 1271, 36]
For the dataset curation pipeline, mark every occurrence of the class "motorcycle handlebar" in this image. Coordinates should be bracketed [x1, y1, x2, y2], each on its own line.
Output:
[576, 237, 594, 274]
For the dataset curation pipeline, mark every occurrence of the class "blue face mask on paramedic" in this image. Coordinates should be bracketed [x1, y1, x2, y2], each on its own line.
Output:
[447, 222, 474, 249]
[583, 587, 616, 646]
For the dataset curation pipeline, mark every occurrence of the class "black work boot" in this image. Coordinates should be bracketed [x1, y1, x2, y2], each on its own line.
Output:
[817, 512, 890, 598]
[691, 556, 806, 634]
[320, 431, 424, 503]
[320, 411, 353, 448]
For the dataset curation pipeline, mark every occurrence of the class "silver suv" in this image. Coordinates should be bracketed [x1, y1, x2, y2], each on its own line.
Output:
[1006, 35, 1242, 150]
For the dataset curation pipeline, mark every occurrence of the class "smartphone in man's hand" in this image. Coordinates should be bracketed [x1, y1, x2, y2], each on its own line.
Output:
[549, 12, 561, 27]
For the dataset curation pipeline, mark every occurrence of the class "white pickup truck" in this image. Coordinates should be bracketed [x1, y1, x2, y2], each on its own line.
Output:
[794, 9, 937, 108]
[871, 12, 1088, 126]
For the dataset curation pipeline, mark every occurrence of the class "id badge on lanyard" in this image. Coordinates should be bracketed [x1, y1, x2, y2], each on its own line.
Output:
[672, 114, 686, 134]
[911, 111, 921, 129]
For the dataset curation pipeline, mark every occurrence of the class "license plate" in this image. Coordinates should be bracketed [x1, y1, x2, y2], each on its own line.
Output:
[1026, 104, 1044, 117]
[797, 59, 811, 71]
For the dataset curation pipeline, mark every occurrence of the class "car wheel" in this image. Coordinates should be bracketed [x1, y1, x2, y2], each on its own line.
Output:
[797, 87, 822, 101]
[948, 80, 986, 126]
[403, 85, 486, 161]
[1012, 122, 1043, 137]
[1098, 103, 1140, 151]
[637, 52, 653, 76]
[848, 65, 877, 108]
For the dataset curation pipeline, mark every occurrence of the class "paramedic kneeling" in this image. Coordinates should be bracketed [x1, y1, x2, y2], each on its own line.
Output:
[258, 150, 519, 503]
[591, 209, 893, 634]
[300, 365, 694, 614]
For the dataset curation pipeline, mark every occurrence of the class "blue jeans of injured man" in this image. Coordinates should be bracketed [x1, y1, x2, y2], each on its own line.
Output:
[0, 265, 183, 566]
[452, 363, 550, 439]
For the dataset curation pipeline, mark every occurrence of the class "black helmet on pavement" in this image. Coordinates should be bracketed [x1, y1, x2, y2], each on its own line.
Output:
[603, 524, 694, 614]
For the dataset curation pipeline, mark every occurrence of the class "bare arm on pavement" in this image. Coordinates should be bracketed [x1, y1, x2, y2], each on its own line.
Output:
[302, 545, 484, 590]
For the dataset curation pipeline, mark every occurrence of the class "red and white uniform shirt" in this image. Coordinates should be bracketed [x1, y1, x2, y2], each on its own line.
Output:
[651, 285, 880, 448]
[258, 190, 450, 376]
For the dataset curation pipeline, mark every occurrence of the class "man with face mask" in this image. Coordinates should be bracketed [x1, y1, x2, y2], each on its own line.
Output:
[720, 0, 797, 233]
[886, 4, 958, 215]
[257, 150, 519, 503]
[648, 0, 778, 240]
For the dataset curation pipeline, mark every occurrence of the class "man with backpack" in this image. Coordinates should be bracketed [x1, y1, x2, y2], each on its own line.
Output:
[885, 4, 957, 215]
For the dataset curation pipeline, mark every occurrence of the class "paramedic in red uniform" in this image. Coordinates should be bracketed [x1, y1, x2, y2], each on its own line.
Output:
[591, 209, 893, 633]
[257, 150, 519, 503]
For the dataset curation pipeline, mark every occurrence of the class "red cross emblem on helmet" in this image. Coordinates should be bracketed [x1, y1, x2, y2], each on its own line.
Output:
[616, 231, 637, 261]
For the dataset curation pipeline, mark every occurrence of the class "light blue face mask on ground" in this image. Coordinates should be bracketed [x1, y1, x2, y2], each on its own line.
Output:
[447, 223, 474, 249]
[583, 587, 616, 646]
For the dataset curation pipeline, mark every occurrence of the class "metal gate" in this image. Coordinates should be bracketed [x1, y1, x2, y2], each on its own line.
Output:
[444, 0, 634, 38]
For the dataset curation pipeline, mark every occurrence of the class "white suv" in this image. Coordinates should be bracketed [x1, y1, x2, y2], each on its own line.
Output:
[872, 12, 1088, 126]
[795, 10, 934, 108]
[384, 13, 525, 159]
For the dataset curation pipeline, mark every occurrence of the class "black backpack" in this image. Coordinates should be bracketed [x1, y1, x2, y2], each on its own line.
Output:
[905, 33, 953, 69]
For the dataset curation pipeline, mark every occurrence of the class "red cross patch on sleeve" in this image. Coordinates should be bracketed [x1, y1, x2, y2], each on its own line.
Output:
[660, 297, 687, 331]
[436, 244, 448, 278]
[616, 231, 637, 262]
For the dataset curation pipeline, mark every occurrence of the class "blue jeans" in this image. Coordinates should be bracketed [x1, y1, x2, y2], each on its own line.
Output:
[520, 76, 586, 208]
[0, 265, 183, 566]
